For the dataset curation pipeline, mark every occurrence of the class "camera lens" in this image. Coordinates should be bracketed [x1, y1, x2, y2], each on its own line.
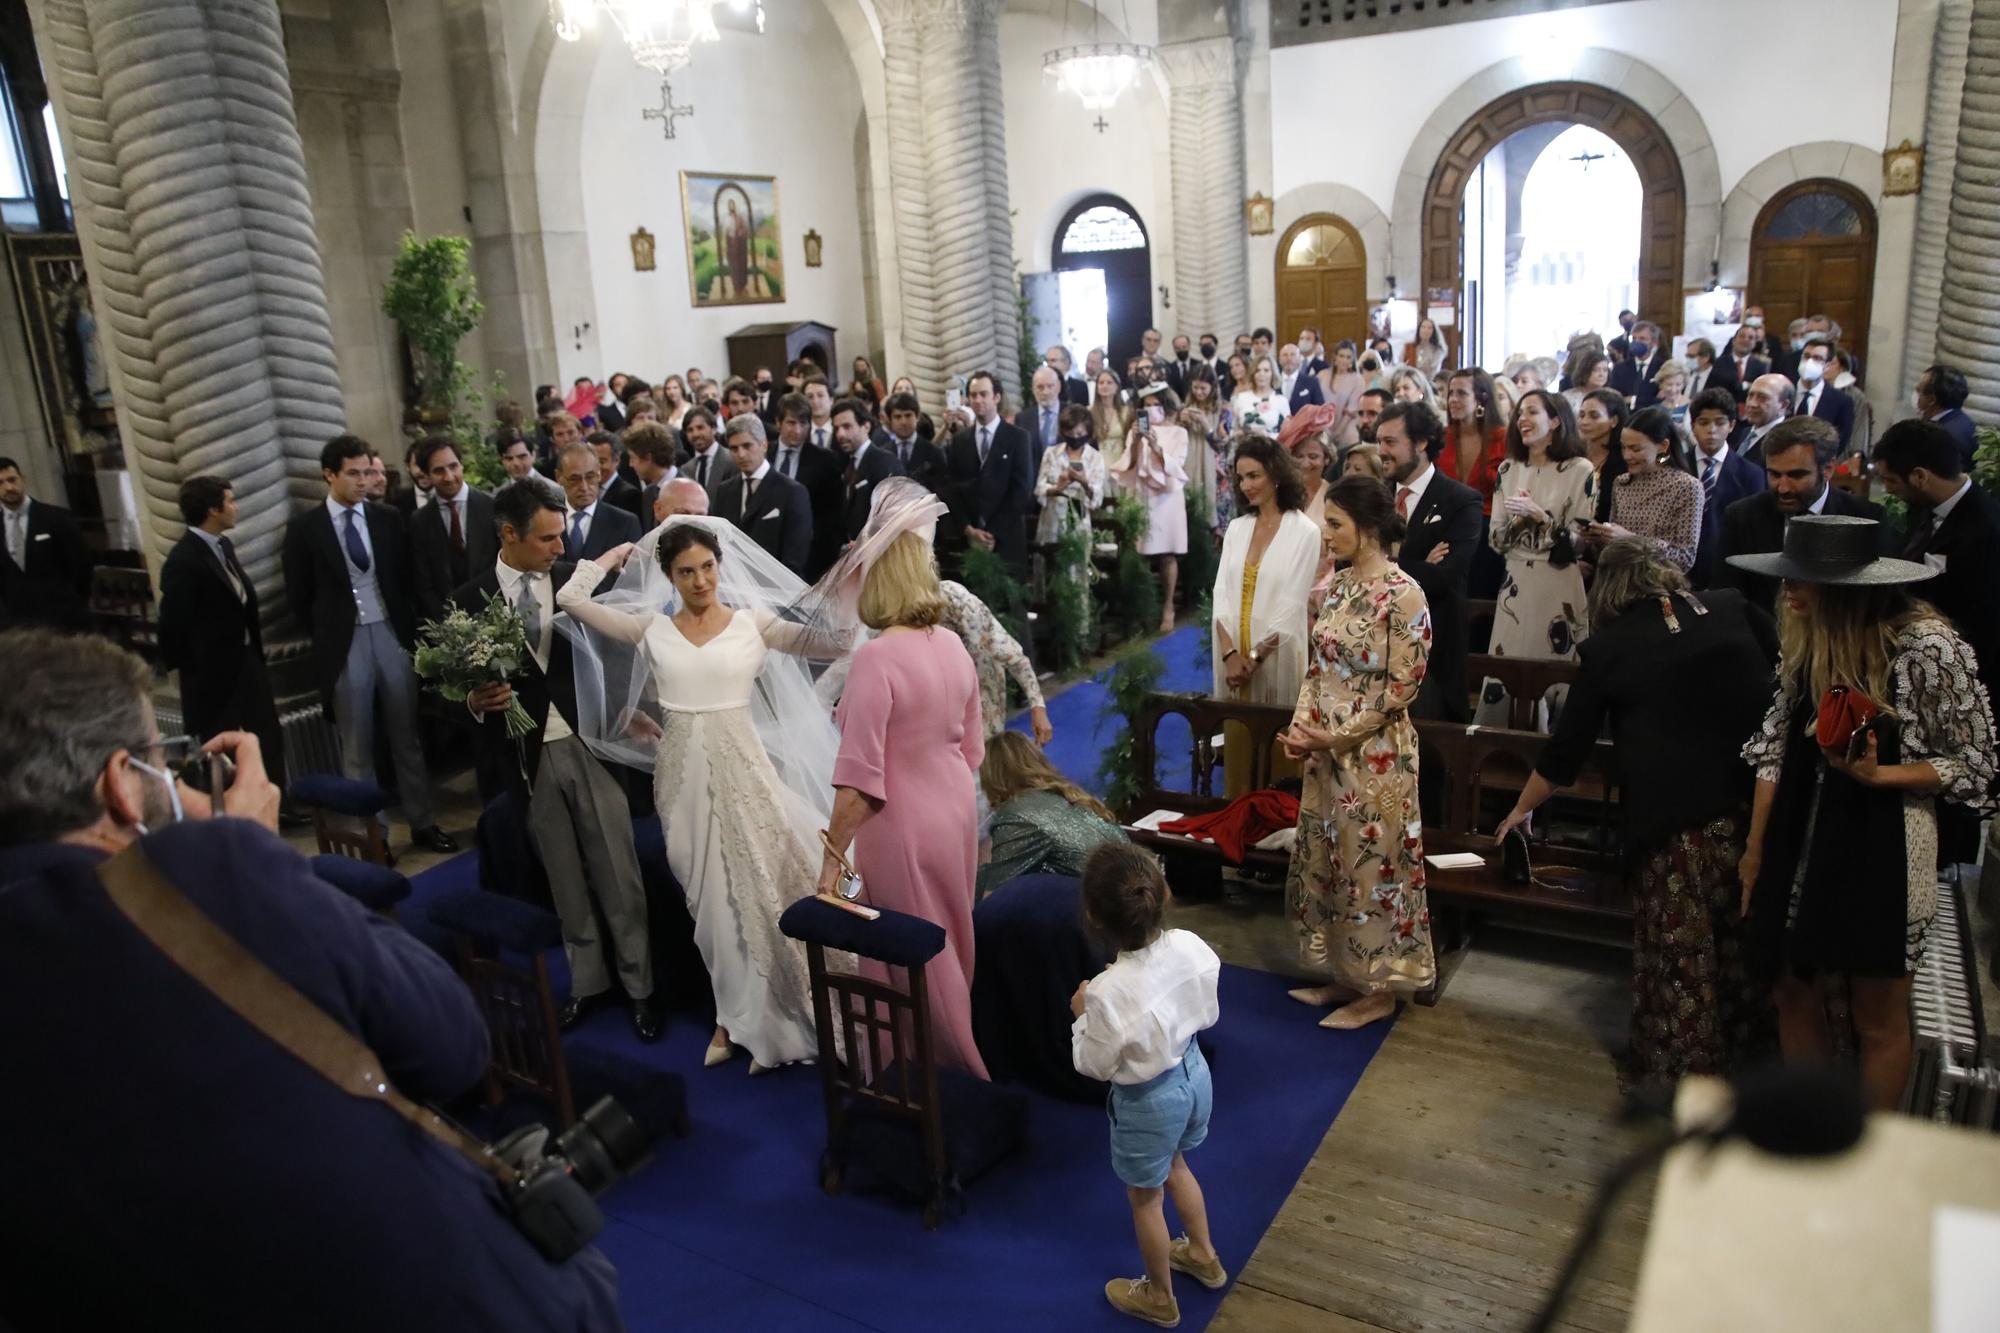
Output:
[552, 1096, 648, 1195]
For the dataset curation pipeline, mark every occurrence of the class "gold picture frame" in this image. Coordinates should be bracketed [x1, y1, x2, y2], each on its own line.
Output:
[679, 171, 785, 307]
[1245, 193, 1274, 236]
[630, 226, 657, 272]
[803, 229, 823, 268]
[1882, 139, 1923, 197]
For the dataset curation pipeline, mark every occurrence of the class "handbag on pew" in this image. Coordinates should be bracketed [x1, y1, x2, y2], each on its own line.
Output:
[1499, 824, 1585, 896]
[816, 831, 881, 920]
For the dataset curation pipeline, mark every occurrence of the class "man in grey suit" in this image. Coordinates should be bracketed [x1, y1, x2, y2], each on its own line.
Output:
[714, 414, 812, 576]
[554, 442, 642, 561]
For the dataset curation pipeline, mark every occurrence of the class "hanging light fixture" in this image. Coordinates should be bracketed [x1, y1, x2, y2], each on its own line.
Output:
[549, 0, 762, 74]
[1043, 0, 1152, 113]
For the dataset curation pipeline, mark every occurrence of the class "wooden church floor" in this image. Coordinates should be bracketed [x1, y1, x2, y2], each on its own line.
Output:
[1173, 888, 1656, 1333]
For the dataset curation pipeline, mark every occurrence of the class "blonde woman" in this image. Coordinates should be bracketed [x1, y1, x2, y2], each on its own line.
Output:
[1319, 340, 1367, 446]
[1385, 364, 1441, 418]
[1231, 356, 1290, 433]
[1651, 360, 1691, 425]
[1090, 369, 1130, 479]
[1734, 516, 1996, 1110]
[976, 731, 1128, 896]
[820, 517, 991, 1078]
[659, 374, 693, 430]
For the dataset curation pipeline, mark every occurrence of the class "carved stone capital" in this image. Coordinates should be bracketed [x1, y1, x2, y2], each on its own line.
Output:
[1156, 35, 1239, 90]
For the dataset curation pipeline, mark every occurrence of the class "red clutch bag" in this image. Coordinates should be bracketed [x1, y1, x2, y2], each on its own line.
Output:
[1815, 685, 1879, 752]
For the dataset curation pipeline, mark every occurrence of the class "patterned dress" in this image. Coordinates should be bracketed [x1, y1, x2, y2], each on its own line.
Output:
[1480, 455, 1596, 729]
[1285, 565, 1437, 996]
[1609, 466, 1704, 573]
[940, 580, 1044, 739]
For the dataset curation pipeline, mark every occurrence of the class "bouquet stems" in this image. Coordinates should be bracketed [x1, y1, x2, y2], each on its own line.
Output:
[502, 696, 538, 739]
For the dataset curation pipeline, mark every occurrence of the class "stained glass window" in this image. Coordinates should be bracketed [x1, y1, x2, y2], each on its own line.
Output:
[1763, 191, 1863, 241]
[1285, 223, 1359, 267]
[1059, 205, 1145, 254]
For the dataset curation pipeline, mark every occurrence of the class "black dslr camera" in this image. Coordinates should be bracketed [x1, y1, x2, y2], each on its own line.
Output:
[491, 1096, 650, 1261]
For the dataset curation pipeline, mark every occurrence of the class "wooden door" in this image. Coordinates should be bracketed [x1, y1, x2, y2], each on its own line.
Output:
[1748, 180, 1877, 364]
[1053, 194, 1154, 369]
[1276, 214, 1368, 349]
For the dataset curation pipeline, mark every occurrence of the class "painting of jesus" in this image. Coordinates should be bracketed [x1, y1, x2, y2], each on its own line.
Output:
[680, 171, 784, 307]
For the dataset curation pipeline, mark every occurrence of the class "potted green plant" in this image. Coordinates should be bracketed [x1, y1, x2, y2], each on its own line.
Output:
[381, 233, 484, 427]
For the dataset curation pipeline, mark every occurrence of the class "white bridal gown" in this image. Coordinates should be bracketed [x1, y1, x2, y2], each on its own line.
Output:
[558, 562, 848, 1067]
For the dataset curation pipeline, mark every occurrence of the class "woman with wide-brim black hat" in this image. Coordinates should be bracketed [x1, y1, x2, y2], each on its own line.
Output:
[1732, 515, 1997, 1110]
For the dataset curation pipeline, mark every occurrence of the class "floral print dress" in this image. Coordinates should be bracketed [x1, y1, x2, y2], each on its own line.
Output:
[1284, 565, 1438, 996]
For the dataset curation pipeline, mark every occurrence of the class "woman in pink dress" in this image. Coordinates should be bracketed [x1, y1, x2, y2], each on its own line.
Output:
[817, 526, 990, 1078]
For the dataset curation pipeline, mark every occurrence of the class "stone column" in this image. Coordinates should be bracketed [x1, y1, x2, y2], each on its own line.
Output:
[1903, 0, 1973, 388]
[30, 0, 345, 609]
[1937, 5, 2000, 419]
[1159, 37, 1248, 340]
[877, 0, 1021, 405]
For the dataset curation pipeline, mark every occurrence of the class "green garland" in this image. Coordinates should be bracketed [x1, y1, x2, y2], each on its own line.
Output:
[1100, 493, 1160, 638]
[1092, 643, 1166, 813]
[1180, 488, 1218, 617]
[1042, 524, 1092, 671]
[1975, 425, 2000, 499]
[959, 544, 1031, 646]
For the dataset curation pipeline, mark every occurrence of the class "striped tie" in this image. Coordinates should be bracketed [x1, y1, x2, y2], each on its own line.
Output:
[1701, 456, 1718, 504]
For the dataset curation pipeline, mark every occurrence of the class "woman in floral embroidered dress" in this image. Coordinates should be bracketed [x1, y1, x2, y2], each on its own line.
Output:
[1282, 473, 1437, 1030]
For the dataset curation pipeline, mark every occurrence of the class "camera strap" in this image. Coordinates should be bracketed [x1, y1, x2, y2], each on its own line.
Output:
[94, 844, 518, 1188]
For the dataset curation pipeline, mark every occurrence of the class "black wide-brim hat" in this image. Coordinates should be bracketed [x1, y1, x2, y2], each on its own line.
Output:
[1725, 514, 1938, 586]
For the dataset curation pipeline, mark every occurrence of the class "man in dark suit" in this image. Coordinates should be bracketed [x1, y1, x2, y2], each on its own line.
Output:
[0, 631, 624, 1333]
[454, 483, 658, 1039]
[880, 391, 948, 492]
[620, 420, 679, 522]
[1015, 365, 1067, 472]
[1715, 324, 1769, 403]
[1162, 334, 1198, 397]
[1376, 401, 1483, 817]
[389, 440, 432, 516]
[553, 441, 642, 562]
[715, 413, 812, 576]
[0, 456, 92, 631]
[1770, 317, 1808, 384]
[282, 435, 454, 853]
[587, 431, 643, 519]
[1714, 416, 1884, 616]
[675, 407, 729, 500]
[1280, 343, 1326, 416]
[1878, 418, 2000, 864]
[1296, 327, 1329, 378]
[1735, 374, 1796, 466]
[831, 396, 905, 544]
[408, 437, 499, 622]
[1687, 388, 1768, 587]
[943, 370, 1035, 573]
[1877, 419, 2000, 704]
[1916, 364, 1980, 471]
[1609, 321, 1669, 399]
[1042, 345, 1089, 407]
[767, 391, 846, 579]
[1791, 337, 1856, 454]
[157, 474, 290, 801]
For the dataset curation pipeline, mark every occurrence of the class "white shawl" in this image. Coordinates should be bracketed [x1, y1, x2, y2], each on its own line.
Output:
[1209, 509, 1321, 707]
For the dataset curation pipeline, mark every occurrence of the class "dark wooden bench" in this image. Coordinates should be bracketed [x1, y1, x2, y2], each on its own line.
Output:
[1119, 691, 1632, 999]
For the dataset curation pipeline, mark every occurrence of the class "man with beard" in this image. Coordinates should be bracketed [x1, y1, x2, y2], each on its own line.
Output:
[1714, 415, 1883, 616]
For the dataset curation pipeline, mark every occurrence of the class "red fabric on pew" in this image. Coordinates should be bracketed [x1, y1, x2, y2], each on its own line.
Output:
[1158, 790, 1301, 863]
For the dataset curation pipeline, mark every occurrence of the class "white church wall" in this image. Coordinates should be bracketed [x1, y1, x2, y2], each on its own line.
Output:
[999, 11, 1174, 349]
[1259, 0, 1898, 317]
[567, 4, 872, 384]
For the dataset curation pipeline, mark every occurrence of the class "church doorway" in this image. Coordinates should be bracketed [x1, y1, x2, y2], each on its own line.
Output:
[1276, 213, 1368, 351]
[1052, 193, 1152, 370]
[1423, 82, 1684, 367]
[1749, 180, 1877, 366]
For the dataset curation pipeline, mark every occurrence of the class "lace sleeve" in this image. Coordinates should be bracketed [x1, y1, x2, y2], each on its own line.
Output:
[943, 581, 1044, 711]
[1894, 623, 1999, 809]
[554, 559, 652, 644]
[1741, 673, 1794, 783]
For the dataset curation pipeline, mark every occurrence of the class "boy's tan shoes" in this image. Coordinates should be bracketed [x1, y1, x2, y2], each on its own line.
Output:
[1168, 1237, 1228, 1290]
[1104, 1276, 1180, 1327]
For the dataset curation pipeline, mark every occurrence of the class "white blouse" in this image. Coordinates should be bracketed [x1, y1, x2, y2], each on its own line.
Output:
[1071, 929, 1221, 1084]
[1210, 508, 1321, 708]
[1230, 390, 1291, 433]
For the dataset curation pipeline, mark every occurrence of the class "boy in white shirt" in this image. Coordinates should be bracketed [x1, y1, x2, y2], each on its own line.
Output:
[1071, 843, 1225, 1327]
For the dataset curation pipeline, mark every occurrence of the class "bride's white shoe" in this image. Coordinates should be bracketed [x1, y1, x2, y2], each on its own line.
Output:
[704, 1041, 735, 1068]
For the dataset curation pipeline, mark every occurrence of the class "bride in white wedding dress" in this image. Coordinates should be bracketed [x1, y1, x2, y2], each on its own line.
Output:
[555, 518, 852, 1072]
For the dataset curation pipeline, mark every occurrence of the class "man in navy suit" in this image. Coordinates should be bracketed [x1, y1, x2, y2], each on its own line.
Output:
[831, 396, 905, 544]
[1791, 335, 1856, 454]
[943, 369, 1035, 573]
[1014, 365, 1067, 471]
[1687, 388, 1767, 587]
[283, 435, 453, 853]
[554, 441, 642, 562]
[1916, 364, 1980, 471]
[880, 391, 948, 492]
[1714, 324, 1769, 403]
[0, 629, 624, 1331]
[1296, 326, 1329, 377]
[714, 413, 813, 576]
[1609, 321, 1668, 399]
[1714, 416, 1884, 617]
[0, 456, 92, 631]
[1279, 342, 1326, 416]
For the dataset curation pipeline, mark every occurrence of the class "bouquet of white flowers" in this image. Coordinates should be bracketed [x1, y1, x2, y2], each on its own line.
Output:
[414, 593, 537, 739]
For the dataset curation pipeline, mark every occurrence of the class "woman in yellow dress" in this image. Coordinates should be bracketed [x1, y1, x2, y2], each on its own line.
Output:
[1283, 473, 1437, 1029]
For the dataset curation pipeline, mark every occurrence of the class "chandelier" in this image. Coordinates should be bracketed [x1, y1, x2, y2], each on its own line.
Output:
[1043, 43, 1151, 112]
[549, 0, 764, 74]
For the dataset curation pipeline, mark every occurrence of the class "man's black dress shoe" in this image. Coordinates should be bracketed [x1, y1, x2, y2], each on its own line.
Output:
[559, 992, 607, 1031]
[278, 808, 312, 832]
[631, 1000, 663, 1043]
[411, 825, 459, 854]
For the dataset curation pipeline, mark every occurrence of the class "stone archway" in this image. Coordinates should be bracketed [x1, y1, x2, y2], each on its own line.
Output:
[1421, 82, 1685, 337]
[1389, 48, 1720, 317]
[1718, 140, 1882, 289]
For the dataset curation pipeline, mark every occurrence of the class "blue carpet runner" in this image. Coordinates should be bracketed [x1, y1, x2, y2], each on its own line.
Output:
[410, 628, 1376, 1330]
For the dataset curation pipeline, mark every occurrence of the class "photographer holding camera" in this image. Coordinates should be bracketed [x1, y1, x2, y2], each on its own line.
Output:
[0, 629, 625, 1332]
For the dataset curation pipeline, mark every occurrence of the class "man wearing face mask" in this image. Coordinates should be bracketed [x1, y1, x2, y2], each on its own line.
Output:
[1609, 320, 1666, 398]
[1790, 334, 1855, 454]
[0, 629, 628, 1332]
[1199, 333, 1226, 384]
[1771, 317, 1810, 382]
